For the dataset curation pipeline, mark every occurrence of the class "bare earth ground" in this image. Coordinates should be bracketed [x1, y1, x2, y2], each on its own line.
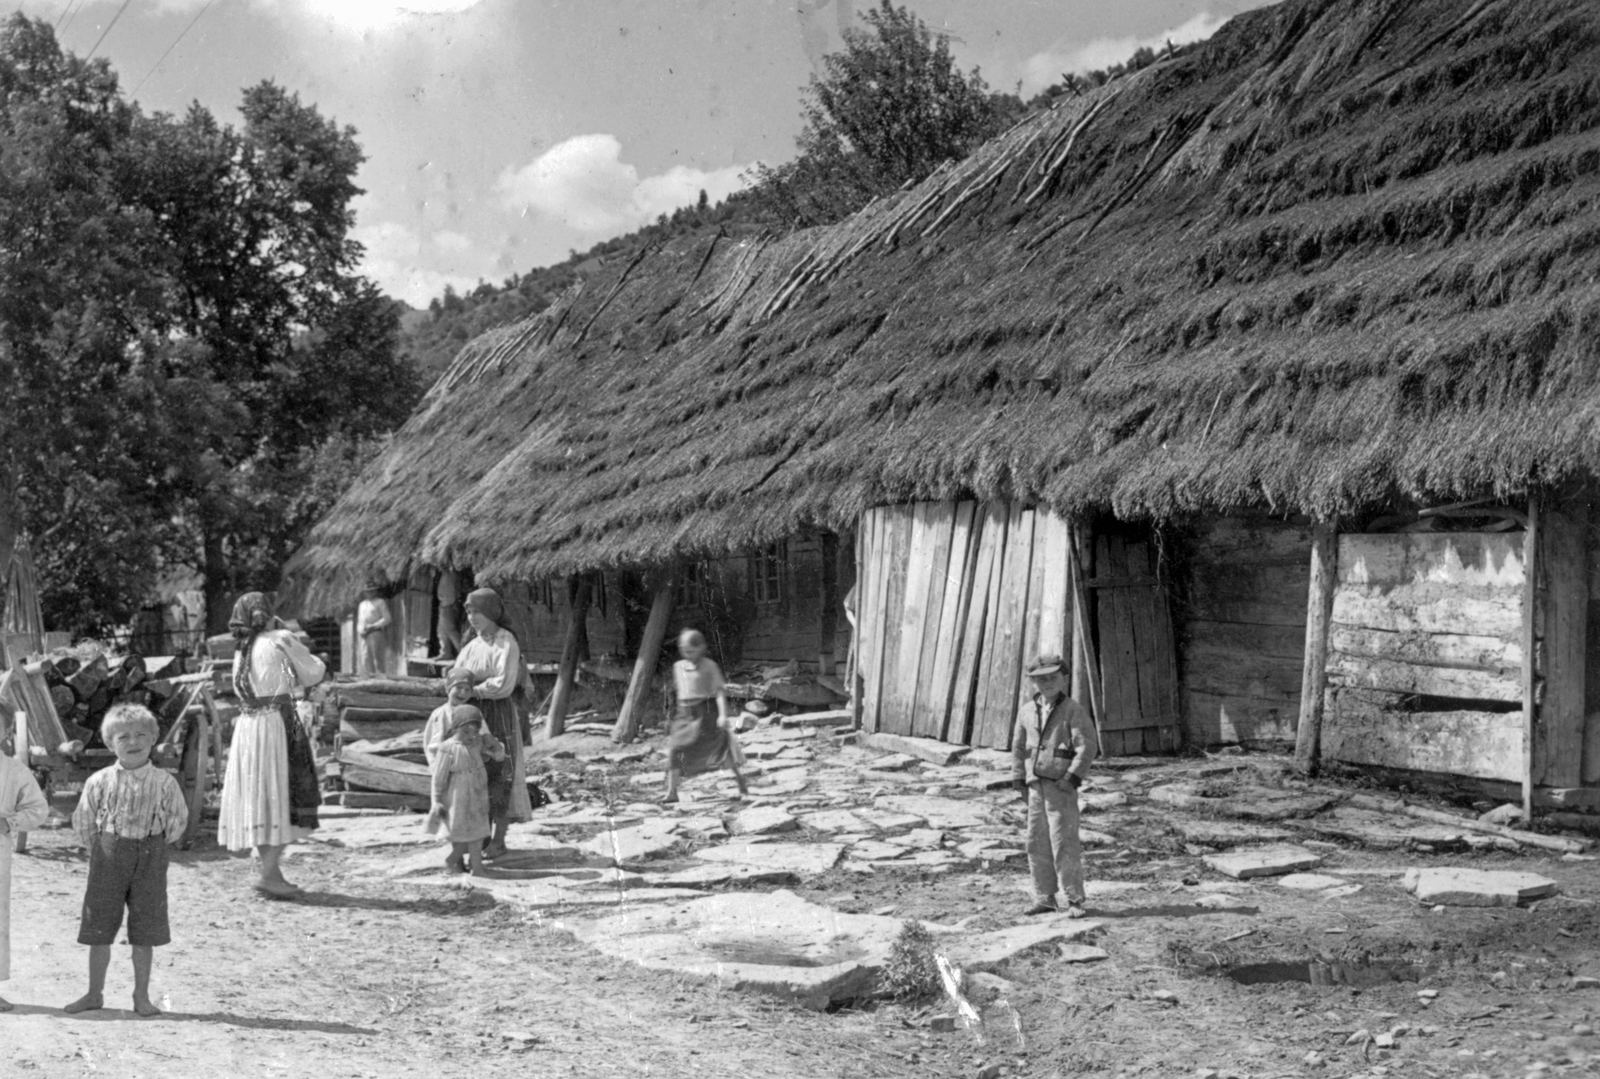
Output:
[4, 733, 1599, 1079]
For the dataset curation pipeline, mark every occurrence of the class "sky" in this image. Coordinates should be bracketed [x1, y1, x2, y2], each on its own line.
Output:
[18, 0, 1273, 307]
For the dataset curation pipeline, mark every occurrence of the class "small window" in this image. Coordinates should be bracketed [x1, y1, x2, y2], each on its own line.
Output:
[752, 541, 787, 605]
[677, 562, 708, 608]
[532, 579, 554, 609]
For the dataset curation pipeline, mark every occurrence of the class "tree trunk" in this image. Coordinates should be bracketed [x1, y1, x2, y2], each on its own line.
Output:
[547, 574, 592, 739]
[202, 528, 232, 638]
[613, 569, 676, 744]
[0, 469, 17, 637]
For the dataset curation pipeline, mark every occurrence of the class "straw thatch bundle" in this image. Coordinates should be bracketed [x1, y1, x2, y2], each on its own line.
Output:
[288, 0, 1600, 613]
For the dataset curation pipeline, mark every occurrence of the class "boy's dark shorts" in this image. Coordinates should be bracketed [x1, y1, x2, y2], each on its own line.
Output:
[78, 833, 171, 947]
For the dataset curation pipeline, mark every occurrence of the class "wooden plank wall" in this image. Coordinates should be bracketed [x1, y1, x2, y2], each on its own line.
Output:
[1177, 517, 1312, 747]
[858, 501, 1072, 750]
[506, 577, 627, 664]
[1320, 532, 1526, 782]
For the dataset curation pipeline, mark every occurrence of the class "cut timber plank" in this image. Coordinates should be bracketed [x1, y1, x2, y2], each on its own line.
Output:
[1296, 522, 1336, 771]
[1127, 539, 1163, 725]
[1339, 532, 1526, 589]
[977, 506, 1031, 749]
[865, 508, 893, 733]
[1330, 593, 1522, 640]
[1186, 562, 1312, 626]
[1329, 625, 1521, 674]
[859, 731, 971, 767]
[1320, 688, 1522, 782]
[335, 690, 445, 714]
[1036, 513, 1072, 664]
[952, 506, 1002, 744]
[1538, 503, 1586, 788]
[880, 506, 915, 736]
[1016, 509, 1052, 732]
[927, 502, 978, 742]
[339, 750, 432, 798]
[1095, 535, 1143, 730]
[885, 503, 932, 736]
[1325, 653, 1520, 702]
[1523, 496, 1539, 820]
[911, 503, 957, 738]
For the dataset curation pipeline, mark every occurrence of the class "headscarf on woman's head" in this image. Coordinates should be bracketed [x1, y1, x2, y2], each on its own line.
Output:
[229, 593, 274, 641]
[447, 704, 485, 736]
[444, 668, 476, 691]
[464, 588, 505, 626]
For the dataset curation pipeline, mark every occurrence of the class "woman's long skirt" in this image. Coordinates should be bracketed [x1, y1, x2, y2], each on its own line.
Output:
[667, 699, 734, 778]
[218, 699, 320, 851]
[477, 696, 532, 823]
[1, 841, 12, 981]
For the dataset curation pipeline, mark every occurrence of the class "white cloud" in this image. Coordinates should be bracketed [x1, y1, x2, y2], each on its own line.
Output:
[496, 133, 751, 235]
[353, 220, 480, 307]
[1020, 12, 1230, 97]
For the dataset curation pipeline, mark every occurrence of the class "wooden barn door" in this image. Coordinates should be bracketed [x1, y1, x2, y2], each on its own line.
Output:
[856, 501, 1072, 749]
[1087, 528, 1181, 755]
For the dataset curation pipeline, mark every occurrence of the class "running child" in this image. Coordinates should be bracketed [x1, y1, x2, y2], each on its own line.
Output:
[662, 629, 747, 804]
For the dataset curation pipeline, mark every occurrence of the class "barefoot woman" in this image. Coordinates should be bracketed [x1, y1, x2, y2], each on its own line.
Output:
[218, 593, 326, 897]
[452, 588, 532, 859]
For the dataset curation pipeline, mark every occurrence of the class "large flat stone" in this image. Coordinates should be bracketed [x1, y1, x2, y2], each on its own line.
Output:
[884, 828, 946, 850]
[1296, 807, 1476, 850]
[649, 863, 798, 888]
[861, 753, 921, 772]
[859, 732, 971, 767]
[1081, 791, 1129, 813]
[1202, 845, 1322, 880]
[1403, 868, 1559, 907]
[847, 839, 907, 861]
[1174, 819, 1297, 848]
[1150, 783, 1339, 821]
[801, 809, 869, 833]
[727, 806, 798, 836]
[581, 819, 682, 865]
[872, 795, 992, 830]
[693, 840, 845, 878]
[564, 889, 909, 1009]
[428, 877, 705, 909]
[946, 917, 1103, 973]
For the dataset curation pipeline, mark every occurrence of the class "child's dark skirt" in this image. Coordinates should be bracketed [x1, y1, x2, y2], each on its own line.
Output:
[79, 833, 170, 947]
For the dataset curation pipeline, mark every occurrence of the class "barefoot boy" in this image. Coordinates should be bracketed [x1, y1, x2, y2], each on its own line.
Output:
[1012, 654, 1099, 918]
[66, 704, 189, 1017]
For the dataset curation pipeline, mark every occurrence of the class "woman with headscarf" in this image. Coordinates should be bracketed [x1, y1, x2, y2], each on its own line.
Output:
[450, 588, 532, 859]
[218, 593, 326, 898]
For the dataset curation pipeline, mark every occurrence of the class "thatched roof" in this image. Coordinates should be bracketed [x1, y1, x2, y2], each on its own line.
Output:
[288, 0, 1600, 613]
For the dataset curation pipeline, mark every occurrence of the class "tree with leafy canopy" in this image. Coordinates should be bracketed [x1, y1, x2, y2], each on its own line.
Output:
[0, 14, 418, 638]
[750, 0, 1020, 227]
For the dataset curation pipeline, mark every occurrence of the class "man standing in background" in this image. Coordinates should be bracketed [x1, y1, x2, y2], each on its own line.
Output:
[356, 581, 392, 676]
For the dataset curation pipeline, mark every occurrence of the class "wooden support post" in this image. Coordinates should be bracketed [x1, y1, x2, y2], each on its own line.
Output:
[1295, 521, 1338, 774]
[1537, 495, 1587, 788]
[613, 569, 676, 744]
[13, 709, 29, 854]
[547, 574, 592, 739]
[1522, 491, 1540, 824]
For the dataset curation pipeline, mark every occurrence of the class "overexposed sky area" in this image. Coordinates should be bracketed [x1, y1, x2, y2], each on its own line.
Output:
[18, 0, 1272, 307]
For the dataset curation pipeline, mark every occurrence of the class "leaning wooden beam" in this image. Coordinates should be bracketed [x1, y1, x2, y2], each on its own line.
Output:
[547, 574, 592, 739]
[1294, 521, 1337, 774]
[1067, 523, 1104, 743]
[613, 569, 676, 745]
[1521, 491, 1540, 824]
[1347, 792, 1585, 854]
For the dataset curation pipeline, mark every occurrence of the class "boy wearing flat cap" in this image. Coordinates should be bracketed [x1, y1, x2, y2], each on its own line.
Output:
[1012, 654, 1099, 917]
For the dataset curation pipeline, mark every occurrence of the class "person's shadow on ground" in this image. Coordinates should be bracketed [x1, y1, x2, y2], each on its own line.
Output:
[5, 1003, 377, 1035]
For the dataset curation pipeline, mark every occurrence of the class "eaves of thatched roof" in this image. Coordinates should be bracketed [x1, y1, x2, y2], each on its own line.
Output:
[287, 0, 1600, 614]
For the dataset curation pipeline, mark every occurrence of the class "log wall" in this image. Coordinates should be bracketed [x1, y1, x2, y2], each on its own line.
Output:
[1320, 532, 1526, 782]
[1176, 516, 1312, 747]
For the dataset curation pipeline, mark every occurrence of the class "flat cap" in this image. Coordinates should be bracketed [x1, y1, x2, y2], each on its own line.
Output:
[1026, 654, 1066, 677]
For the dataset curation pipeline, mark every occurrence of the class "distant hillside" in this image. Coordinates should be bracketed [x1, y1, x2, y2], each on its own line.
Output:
[398, 189, 772, 384]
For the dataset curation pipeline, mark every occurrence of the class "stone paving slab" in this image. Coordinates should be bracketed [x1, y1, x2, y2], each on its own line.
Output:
[1403, 867, 1559, 907]
[692, 840, 845, 878]
[872, 795, 992, 830]
[1202, 845, 1322, 880]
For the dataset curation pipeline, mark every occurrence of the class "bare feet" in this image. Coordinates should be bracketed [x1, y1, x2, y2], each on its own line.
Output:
[0, 994, 13, 1012]
[1063, 902, 1087, 919]
[132, 994, 162, 1018]
[482, 843, 508, 861]
[657, 793, 679, 806]
[469, 866, 489, 878]
[63, 993, 104, 1014]
[444, 856, 466, 873]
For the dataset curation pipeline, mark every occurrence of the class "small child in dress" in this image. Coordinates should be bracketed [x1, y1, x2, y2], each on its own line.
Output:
[423, 669, 476, 769]
[1, 748, 51, 1012]
[428, 705, 505, 876]
[65, 704, 189, 1017]
[662, 629, 748, 804]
